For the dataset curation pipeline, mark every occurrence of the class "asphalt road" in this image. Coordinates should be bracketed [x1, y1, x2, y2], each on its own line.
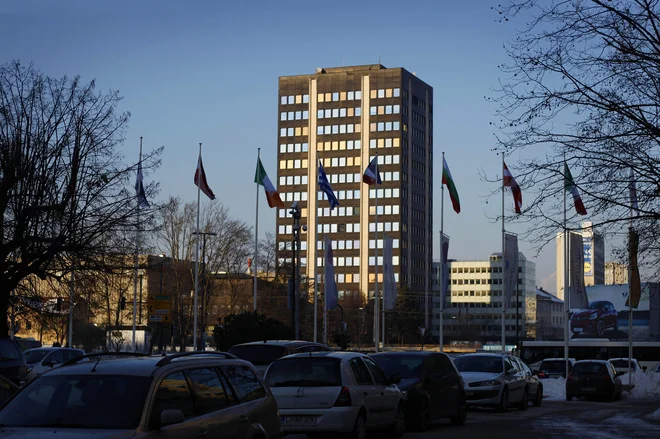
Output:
[286, 398, 660, 439]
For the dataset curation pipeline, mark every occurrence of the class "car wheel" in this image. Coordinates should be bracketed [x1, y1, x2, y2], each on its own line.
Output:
[497, 388, 509, 413]
[450, 398, 468, 426]
[349, 411, 366, 439]
[518, 387, 528, 410]
[410, 398, 430, 432]
[597, 320, 605, 336]
[533, 386, 543, 407]
[389, 404, 406, 438]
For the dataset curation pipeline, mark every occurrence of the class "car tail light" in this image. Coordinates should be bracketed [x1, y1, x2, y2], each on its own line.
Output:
[538, 371, 547, 379]
[567, 373, 574, 382]
[603, 374, 612, 382]
[334, 386, 352, 407]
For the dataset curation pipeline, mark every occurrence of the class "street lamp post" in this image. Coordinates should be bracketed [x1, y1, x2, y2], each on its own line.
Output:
[289, 203, 302, 340]
[192, 231, 217, 350]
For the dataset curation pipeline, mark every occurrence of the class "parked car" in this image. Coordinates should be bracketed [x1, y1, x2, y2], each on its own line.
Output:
[229, 340, 334, 375]
[566, 360, 624, 402]
[24, 347, 85, 382]
[0, 351, 283, 439]
[515, 358, 543, 407]
[264, 351, 406, 438]
[370, 351, 467, 431]
[0, 338, 27, 386]
[608, 358, 646, 374]
[571, 301, 618, 336]
[535, 358, 576, 379]
[453, 353, 528, 412]
[0, 374, 19, 406]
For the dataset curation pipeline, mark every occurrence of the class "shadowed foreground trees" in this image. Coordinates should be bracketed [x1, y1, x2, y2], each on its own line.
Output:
[0, 61, 161, 337]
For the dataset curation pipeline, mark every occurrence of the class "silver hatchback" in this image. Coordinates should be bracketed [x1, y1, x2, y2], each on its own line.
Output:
[265, 351, 406, 439]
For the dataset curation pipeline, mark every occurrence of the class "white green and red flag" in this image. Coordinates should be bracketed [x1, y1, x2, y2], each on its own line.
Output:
[564, 162, 587, 215]
[255, 157, 284, 208]
[442, 157, 460, 214]
[503, 161, 522, 214]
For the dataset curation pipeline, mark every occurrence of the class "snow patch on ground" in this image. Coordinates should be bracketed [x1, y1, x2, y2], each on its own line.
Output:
[647, 409, 660, 421]
[542, 377, 566, 400]
[621, 371, 660, 399]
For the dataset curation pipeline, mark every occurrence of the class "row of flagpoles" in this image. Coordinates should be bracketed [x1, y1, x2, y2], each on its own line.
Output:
[132, 141, 640, 357]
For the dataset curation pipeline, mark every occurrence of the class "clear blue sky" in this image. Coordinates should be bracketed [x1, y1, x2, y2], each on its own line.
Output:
[0, 0, 560, 290]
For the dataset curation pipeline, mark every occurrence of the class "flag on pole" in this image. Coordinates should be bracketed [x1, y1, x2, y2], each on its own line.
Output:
[194, 155, 216, 200]
[255, 157, 284, 208]
[442, 157, 460, 214]
[503, 161, 523, 214]
[626, 229, 642, 308]
[629, 168, 639, 210]
[569, 232, 590, 309]
[135, 159, 149, 208]
[383, 235, 397, 310]
[363, 156, 382, 185]
[318, 161, 339, 210]
[564, 163, 587, 215]
[324, 235, 338, 310]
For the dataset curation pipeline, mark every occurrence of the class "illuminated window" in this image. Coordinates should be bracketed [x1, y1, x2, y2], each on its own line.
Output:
[370, 89, 377, 99]
[296, 95, 302, 104]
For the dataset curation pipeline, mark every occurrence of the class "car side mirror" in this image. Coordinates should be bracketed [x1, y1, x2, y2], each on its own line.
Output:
[388, 374, 401, 385]
[160, 409, 185, 427]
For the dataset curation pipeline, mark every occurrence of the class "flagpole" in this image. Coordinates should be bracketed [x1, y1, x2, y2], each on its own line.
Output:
[501, 153, 506, 353]
[440, 152, 445, 352]
[315, 160, 320, 343]
[193, 143, 202, 351]
[564, 155, 570, 379]
[382, 233, 386, 352]
[628, 169, 634, 386]
[253, 148, 260, 312]
[374, 153, 380, 353]
[131, 137, 143, 353]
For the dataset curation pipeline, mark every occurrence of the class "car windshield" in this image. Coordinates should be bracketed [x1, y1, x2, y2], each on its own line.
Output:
[24, 349, 50, 365]
[610, 360, 636, 370]
[0, 374, 152, 429]
[266, 357, 342, 387]
[540, 360, 567, 374]
[573, 362, 608, 375]
[228, 345, 289, 365]
[0, 340, 21, 362]
[370, 355, 424, 378]
[453, 356, 503, 374]
[589, 302, 606, 309]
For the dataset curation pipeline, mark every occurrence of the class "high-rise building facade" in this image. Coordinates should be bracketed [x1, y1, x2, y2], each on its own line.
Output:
[431, 253, 537, 341]
[555, 221, 605, 300]
[276, 64, 433, 309]
[605, 261, 628, 285]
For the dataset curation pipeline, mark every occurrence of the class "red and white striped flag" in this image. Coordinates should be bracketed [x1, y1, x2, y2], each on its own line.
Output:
[503, 161, 522, 214]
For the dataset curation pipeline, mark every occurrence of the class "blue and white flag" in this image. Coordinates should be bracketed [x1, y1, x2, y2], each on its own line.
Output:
[135, 159, 149, 208]
[324, 235, 338, 310]
[383, 235, 397, 310]
[318, 161, 339, 210]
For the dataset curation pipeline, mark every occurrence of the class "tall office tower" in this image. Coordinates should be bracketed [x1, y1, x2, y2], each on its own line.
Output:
[276, 65, 433, 318]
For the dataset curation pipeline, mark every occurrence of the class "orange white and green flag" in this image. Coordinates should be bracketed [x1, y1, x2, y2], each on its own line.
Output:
[254, 157, 284, 208]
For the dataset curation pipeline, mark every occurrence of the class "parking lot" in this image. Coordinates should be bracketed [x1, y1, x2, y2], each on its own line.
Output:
[287, 398, 660, 439]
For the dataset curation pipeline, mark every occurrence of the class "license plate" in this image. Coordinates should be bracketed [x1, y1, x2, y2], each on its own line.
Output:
[465, 390, 474, 396]
[573, 328, 583, 333]
[581, 387, 596, 392]
[281, 416, 316, 426]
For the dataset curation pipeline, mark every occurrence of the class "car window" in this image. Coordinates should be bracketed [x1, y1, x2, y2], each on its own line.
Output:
[265, 357, 342, 387]
[24, 349, 49, 364]
[504, 357, 518, 372]
[63, 350, 83, 362]
[47, 350, 66, 365]
[151, 371, 195, 426]
[362, 357, 388, 385]
[293, 345, 317, 353]
[350, 358, 373, 385]
[454, 355, 504, 374]
[573, 362, 608, 375]
[227, 345, 288, 366]
[0, 378, 15, 402]
[432, 355, 456, 377]
[222, 365, 266, 403]
[0, 340, 21, 361]
[185, 368, 232, 415]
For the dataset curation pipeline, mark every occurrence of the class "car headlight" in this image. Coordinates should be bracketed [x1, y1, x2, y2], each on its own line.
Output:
[473, 380, 501, 387]
[589, 313, 598, 320]
[26, 367, 32, 373]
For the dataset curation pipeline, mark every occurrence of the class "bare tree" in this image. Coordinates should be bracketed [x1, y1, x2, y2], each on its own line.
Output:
[490, 1, 660, 268]
[0, 61, 162, 336]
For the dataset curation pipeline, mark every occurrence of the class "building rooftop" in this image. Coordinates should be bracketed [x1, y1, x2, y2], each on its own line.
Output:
[536, 288, 563, 304]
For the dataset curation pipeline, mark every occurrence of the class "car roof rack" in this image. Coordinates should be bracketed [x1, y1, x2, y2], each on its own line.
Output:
[62, 352, 149, 367]
[155, 351, 238, 367]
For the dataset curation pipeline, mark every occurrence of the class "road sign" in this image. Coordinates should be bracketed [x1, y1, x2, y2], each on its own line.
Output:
[149, 314, 170, 322]
[148, 294, 171, 324]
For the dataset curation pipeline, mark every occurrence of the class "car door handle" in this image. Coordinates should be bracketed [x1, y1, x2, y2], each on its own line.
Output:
[239, 415, 250, 425]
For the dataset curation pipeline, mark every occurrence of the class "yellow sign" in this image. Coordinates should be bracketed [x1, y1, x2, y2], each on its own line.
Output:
[148, 295, 171, 323]
[584, 262, 592, 275]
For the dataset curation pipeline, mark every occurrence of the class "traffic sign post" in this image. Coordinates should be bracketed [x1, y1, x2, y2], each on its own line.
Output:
[148, 295, 171, 323]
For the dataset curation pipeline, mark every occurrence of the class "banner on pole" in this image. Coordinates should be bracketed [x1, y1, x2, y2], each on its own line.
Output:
[324, 235, 338, 310]
[626, 229, 642, 308]
[503, 233, 519, 310]
[383, 235, 397, 310]
[569, 232, 590, 309]
[441, 233, 450, 306]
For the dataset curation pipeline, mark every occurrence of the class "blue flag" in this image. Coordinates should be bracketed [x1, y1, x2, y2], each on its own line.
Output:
[324, 235, 338, 310]
[318, 161, 339, 210]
